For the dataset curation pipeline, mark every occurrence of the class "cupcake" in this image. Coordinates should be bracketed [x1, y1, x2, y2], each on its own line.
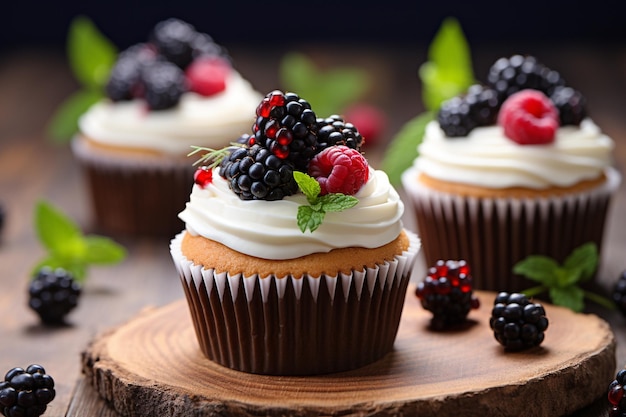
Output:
[170, 90, 420, 375]
[72, 18, 262, 238]
[401, 55, 620, 292]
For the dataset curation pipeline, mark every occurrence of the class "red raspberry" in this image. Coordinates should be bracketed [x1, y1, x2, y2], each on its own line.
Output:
[497, 89, 559, 145]
[342, 103, 387, 147]
[308, 145, 369, 196]
[185, 57, 230, 96]
[193, 166, 213, 188]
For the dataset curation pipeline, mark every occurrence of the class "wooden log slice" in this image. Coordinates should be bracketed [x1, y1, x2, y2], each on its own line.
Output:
[81, 290, 616, 417]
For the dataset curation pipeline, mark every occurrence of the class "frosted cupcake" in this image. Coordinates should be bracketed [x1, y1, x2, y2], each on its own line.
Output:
[72, 18, 262, 238]
[402, 55, 620, 292]
[170, 90, 420, 375]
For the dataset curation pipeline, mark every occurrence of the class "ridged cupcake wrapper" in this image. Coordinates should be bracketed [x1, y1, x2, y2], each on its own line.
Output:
[402, 167, 621, 292]
[170, 231, 420, 376]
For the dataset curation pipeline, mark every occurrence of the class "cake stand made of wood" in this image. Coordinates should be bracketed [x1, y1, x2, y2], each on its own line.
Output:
[81, 290, 616, 417]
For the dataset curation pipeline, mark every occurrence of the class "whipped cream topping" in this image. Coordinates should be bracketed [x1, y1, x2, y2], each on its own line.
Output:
[78, 71, 263, 155]
[413, 119, 614, 189]
[178, 167, 404, 260]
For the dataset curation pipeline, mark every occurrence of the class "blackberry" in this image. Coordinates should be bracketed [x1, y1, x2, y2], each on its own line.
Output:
[550, 86, 587, 126]
[608, 369, 626, 417]
[104, 43, 156, 102]
[486, 54, 565, 100]
[437, 84, 500, 137]
[415, 260, 480, 330]
[191, 32, 230, 63]
[315, 115, 364, 152]
[489, 292, 548, 351]
[252, 90, 319, 171]
[219, 144, 298, 201]
[28, 267, 81, 325]
[150, 18, 198, 69]
[0, 364, 55, 417]
[612, 270, 626, 316]
[141, 60, 187, 110]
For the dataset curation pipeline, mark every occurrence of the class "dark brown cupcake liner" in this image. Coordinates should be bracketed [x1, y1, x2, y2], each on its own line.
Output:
[170, 230, 420, 376]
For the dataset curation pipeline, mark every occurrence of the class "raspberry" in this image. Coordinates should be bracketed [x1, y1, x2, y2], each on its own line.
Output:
[497, 89, 559, 145]
[0, 364, 55, 417]
[608, 369, 626, 417]
[315, 115, 364, 153]
[437, 84, 500, 137]
[185, 56, 230, 97]
[342, 104, 386, 146]
[550, 86, 587, 126]
[141, 60, 187, 110]
[307, 145, 369, 196]
[489, 292, 549, 351]
[193, 166, 213, 188]
[28, 267, 81, 325]
[415, 260, 480, 330]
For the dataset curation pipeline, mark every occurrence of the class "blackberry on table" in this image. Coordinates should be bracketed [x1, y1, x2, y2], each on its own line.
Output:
[437, 84, 500, 137]
[28, 267, 81, 325]
[612, 270, 626, 316]
[219, 144, 298, 201]
[315, 115, 364, 153]
[252, 90, 319, 171]
[0, 364, 55, 417]
[550, 86, 587, 126]
[415, 260, 480, 330]
[150, 18, 198, 69]
[141, 60, 187, 110]
[489, 292, 548, 351]
[486, 54, 565, 100]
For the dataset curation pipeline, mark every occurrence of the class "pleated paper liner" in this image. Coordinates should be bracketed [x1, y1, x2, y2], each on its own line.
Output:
[402, 167, 621, 293]
[170, 230, 420, 376]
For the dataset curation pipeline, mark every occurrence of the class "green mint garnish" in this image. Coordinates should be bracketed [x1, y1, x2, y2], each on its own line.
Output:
[188, 145, 238, 168]
[381, 17, 475, 185]
[514, 242, 614, 312]
[293, 172, 358, 233]
[47, 16, 117, 143]
[33, 200, 126, 282]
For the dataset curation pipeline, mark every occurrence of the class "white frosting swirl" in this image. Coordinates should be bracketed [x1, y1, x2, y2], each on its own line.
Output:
[178, 167, 404, 260]
[413, 119, 614, 188]
[78, 71, 263, 155]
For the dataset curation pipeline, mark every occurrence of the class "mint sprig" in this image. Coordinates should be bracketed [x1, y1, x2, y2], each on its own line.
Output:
[293, 172, 358, 233]
[514, 242, 614, 312]
[33, 200, 126, 282]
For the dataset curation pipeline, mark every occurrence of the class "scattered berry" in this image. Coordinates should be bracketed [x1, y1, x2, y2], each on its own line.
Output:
[28, 267, 81, 325]
[150, 18, 198, 69]
[490, 292, 549, 351]
[0, 364, 55, 417]
[612, 270, 626, 316]
[341, 103, 386, 146]
[307, 145, 369, 196]
[415, 260, 480, 330]
[185, 56, 230, 97]
[487, 54, 565, 100]
[141, 60, 187, 110]
[608, 369, 626, 417]
[193, 167, 213, 188]
[315, 114, 364, 153]
[252, 90, 319, 171]
[437, 84, 500, 137]
[219, 144, 298, 201]
[550, 85, 587, 126]
[497, 89, 559, 145]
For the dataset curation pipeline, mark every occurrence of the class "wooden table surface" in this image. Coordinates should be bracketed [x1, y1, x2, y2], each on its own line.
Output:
[1, 42, 625, 416]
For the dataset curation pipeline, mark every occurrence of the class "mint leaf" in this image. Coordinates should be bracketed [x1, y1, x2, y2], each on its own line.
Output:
[419, 17, 475, 112]
[47, 89, 103, 142]
[318, 194, 358, 212]
[297, 206, 325, 233]
[555, 266, 582, 288]
[83, 235, 127, 264]
[563, 242, 598, 282]
[513, 255, 560, 286]
[35, 201, 84, 258]
[293, 171, 321, 203]
[381, 111, 433, 186]
[549, 286, 585, 312]
[68, 16, 117, 89]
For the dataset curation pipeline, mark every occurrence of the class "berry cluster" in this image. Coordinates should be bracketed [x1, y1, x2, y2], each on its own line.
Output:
[489, 292, 549, 351]
[415, 260, 480, 329]
[28, 267, 81, 325]
[315, 115, 364, 153]
[105, 18, 231, 110]
[438, 54, 587, 139]
[608, 369, 626, 417]
[0, 365, 55, 417]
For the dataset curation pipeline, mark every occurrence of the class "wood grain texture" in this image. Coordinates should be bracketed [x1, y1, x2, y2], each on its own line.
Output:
[81, 290, 616, 417]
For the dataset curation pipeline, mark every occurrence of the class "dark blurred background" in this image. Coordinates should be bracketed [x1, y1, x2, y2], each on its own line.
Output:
[3, 0, 625, 53]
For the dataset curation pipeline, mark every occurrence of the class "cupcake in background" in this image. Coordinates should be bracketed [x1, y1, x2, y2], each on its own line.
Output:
[401, 54, 620, 292]
[170, 90, 420, 375]
[72, 18, 262, 238]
